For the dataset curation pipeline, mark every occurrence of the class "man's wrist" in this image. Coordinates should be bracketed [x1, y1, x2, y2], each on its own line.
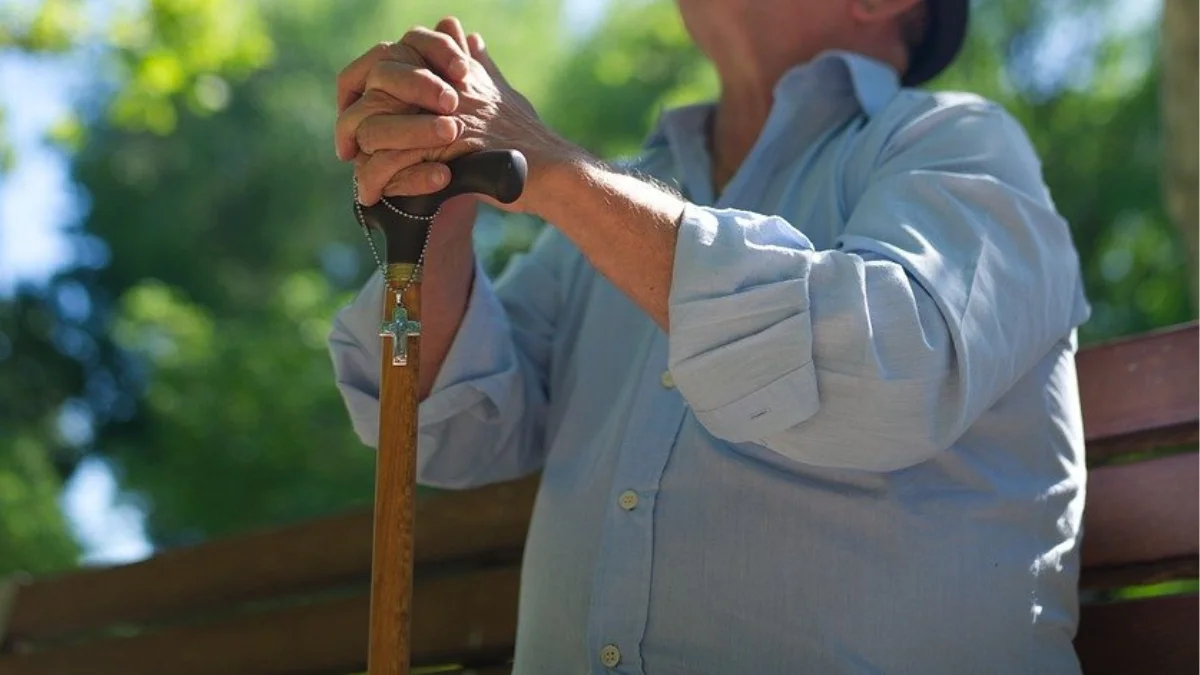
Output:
[523, 142, 600, 222]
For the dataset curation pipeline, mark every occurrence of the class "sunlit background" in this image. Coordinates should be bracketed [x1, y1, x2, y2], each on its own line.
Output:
[0, 0, 1194, 576]
[1, 0, 612, 569]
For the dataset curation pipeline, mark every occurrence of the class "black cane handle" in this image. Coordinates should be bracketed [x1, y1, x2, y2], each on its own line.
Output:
[355, 150, 528, 265]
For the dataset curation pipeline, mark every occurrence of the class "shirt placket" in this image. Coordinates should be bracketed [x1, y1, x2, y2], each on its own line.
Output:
[585, 331, 686, 674]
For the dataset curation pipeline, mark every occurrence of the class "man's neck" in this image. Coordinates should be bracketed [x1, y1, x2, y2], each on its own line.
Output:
[709, 83, 774, 194]
[703, 29, 910, 194]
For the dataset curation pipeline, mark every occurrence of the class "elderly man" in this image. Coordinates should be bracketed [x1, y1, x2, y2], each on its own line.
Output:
[328, 0, 1092, 672]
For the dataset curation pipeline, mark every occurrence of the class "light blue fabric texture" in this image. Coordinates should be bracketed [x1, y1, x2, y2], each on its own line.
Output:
[329, 51, 1092, 674]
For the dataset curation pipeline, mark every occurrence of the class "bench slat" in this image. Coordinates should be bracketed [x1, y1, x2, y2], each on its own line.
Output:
[4, 509, 369, 649]
[1077, 322, 1199, 463]
[1080, 555, 1199, 592]
[1075, 594, 1199, 675]
[0, 566, 520, 675]
[5, 477, 536, 645]
[1080, 452, 1199, 569]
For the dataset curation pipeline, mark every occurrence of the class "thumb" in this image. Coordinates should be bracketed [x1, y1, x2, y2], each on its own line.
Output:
[467, 33, 507, 85]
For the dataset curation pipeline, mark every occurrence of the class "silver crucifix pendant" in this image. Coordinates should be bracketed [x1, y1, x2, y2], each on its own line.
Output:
[380, 296, 421, 367]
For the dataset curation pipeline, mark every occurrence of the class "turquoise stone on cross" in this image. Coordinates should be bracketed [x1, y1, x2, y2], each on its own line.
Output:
[379, 302, 421, 367]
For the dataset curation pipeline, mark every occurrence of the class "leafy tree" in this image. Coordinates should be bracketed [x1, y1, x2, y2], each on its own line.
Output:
[0, 431, 80, 576]
[2, 0, 569, 552]
[0, 0, 279, 572]
[0, 0, 1192, 574]
[1161, 0, 1198, 303]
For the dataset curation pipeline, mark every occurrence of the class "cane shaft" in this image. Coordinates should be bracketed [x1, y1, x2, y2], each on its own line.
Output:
[368, 264, 422, 675]
[356, 150, 525, 675]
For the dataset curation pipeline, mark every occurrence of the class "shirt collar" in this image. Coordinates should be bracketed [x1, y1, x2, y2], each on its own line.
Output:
[778, 50, 900, 116]
[645, 50, 900, 149]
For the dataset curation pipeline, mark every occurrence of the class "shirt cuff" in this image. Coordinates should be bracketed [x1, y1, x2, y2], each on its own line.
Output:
[667, 203, 822, 443]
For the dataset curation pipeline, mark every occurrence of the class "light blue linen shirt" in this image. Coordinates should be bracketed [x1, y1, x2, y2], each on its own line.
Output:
[329, 51, 1093, 674]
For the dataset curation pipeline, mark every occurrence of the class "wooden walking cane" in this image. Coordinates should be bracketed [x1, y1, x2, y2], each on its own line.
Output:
[353, 150, 528, 675]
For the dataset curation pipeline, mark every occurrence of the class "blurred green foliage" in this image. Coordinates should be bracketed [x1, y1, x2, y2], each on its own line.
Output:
[0, 0, 1193, 575]
[0, 433, 80, 575]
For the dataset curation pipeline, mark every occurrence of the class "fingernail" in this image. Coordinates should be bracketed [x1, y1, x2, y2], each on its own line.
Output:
[450, 59, 469, 79]
[440, 89, 457, 112]
[435, 117, 458, 141]
[430, 168, 448, 189]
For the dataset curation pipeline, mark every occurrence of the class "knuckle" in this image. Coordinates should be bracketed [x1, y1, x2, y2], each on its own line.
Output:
[362, 161, 393, 191]
[367, 61, 408, 91]
[335, 66, 358, 91]
[354, 122, 376, 153]
[354, 167, 376, 195]
[433, 36, 463, 62]
[367, 89, 396, 105]
[363, 61, 390, 93]
[400, 26, 426, 44]
[368, 66, 421, 103]
[335, 109, 356, 137]
[361, 89, 394, 110]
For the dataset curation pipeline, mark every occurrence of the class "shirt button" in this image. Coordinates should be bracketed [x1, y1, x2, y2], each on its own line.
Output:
[660, 370, 675, 389]
[618, 490, 639, 511]
[599, 643, 622, 668]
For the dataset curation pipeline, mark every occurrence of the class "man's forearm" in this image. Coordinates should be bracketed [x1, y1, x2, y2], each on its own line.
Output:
[417, 206, 478, 399]
[527, 156, 688, 331]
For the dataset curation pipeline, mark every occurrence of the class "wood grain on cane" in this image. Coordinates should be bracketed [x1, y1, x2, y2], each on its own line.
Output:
[369, 266, 422, 675]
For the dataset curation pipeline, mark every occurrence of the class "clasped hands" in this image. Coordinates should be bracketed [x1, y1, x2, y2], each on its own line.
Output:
[335, 17, 577, 213]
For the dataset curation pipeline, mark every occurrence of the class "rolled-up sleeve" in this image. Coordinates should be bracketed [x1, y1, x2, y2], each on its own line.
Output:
[329, 217, 570, 488]
[667, 99, 1091, 471]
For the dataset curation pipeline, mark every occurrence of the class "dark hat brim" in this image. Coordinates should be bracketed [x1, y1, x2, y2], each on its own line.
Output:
[902, 0, 970, 87]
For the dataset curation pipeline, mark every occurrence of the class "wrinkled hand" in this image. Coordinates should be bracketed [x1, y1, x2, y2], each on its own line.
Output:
[335, 17, 577, 211]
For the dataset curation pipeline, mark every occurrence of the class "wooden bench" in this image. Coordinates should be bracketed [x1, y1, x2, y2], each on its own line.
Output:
[1, 322, 1196, 675]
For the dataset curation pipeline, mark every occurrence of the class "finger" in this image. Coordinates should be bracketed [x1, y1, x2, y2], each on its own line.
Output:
[356, 113, 461, 155]
[466, 33, 485, 60]
[337, 90, 395, 161]
[337, 41, 407, 114]
[466, 33, 506, 85]
[400, 26, 470, 82]
[335, 64, 455, 160]
[336, 90, 404, 161]
[355, 150, 449, 204]
[365, 60, 458, 113]
[336, 29, 467, 115]
[436, 16, 469, 53]
[382, 162, 453, 198]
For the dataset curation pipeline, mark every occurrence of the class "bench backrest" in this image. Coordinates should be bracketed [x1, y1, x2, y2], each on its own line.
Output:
[1, 323, 1196, 675]
[1071, 323, 1198, 674]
